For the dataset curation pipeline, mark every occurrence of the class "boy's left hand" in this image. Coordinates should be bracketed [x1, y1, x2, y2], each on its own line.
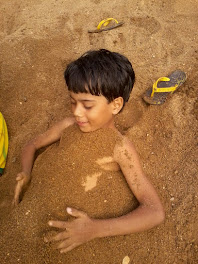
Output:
[45, 207, 96, 253]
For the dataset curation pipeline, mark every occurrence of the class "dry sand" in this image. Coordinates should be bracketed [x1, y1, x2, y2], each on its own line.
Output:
[0, 0, 197, 263]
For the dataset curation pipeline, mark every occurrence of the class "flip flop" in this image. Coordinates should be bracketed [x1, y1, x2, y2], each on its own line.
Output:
[0, 112, 8, 176]
[142, 70, 187, 105]
[88, 18, 124, 33]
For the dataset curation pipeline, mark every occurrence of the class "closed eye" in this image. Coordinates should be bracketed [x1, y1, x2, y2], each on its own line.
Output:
[84, 105, 93, 109]
[71, 100, 76, 105]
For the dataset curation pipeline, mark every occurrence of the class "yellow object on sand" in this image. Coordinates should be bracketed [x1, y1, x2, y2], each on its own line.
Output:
[143, 70, 187, 105]
[150, 77, 178, 97]
[88, 18, 124, 33]
[0, 112, 8, 175]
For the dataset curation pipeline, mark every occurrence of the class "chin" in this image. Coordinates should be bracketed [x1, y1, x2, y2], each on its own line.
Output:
[78, 125, 100, 133]
[78, 126, 92, 133]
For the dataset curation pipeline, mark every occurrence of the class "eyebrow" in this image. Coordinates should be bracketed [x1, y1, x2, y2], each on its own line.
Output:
[69, 95, 96, 102]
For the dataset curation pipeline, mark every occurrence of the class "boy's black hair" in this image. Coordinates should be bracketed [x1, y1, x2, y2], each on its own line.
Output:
[64, 49, 135, 107]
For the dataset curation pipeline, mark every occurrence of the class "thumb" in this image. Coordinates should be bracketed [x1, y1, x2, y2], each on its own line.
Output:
[16, 174, 24, 181]
[66, 207, 87, 218]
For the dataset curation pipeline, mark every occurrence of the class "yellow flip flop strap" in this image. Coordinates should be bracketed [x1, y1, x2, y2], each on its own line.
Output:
[151, 77, 178, 97]
[97, 18, 119, 30]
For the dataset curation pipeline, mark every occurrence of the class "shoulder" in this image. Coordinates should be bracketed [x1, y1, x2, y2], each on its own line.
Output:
[56, 117, 75, 132]
[41, 117, 75, 137]
[113, 135, 142, 174]
[114, 135, 137, 162]
[31, 117, 75, 149]
[47, 117, 76, 139]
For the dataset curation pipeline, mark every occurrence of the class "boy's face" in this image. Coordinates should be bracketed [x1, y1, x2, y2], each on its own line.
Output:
[69, 92, 116, 132]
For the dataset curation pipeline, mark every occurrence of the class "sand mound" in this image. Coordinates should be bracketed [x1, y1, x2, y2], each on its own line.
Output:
[0, 125, 139, 264]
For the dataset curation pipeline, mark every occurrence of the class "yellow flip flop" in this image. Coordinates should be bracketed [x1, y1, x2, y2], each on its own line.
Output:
[0, 112, 9, 176]
[88, 18, 124, 33]
[143, 70, 187, 105]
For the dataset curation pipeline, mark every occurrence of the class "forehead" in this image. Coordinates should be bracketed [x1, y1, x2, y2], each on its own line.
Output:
[69, 91, 108, 103]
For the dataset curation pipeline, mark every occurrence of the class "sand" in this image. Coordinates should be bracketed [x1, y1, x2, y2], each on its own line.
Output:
[0, 0, 197, 263]
[0, 125, 139, 264]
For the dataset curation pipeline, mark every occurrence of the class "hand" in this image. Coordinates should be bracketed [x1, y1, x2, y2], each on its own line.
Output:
[45, 207, 96, 253]
[12, 172, 30, 206]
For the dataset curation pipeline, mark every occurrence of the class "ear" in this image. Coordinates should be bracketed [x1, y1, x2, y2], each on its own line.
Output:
[111, 97, 124, 115]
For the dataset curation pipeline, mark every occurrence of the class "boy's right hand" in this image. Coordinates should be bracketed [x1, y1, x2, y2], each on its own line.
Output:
[13, 172, 30, 206]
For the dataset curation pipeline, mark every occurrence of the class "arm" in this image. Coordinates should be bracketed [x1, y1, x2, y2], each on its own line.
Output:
[92, 136, 165, 236]
[13, 117, 75, 205]
[20, 117, 75, 177]
[46, 136, 165, 253]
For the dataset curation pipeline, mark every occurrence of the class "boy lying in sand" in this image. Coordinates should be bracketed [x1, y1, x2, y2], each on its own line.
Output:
[13, 49, 165, 253]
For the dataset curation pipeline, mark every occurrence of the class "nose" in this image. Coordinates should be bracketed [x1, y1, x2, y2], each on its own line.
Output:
[72, 103, 84, 117]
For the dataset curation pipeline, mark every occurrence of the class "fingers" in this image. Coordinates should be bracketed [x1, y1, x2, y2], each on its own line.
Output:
[59, 242, 78, 254]
[44, 229, 80, 253]
[13, 193, 20, 206]
[44, 230, 78, 253]
[57, 238, 79, 253]
[12, 196, 19, 207]
[44, 231, 70, 243]
[48, 220, 69, 229]
[46, 207, 89, 254]
[12, 182, 22, 206]
[13, 172, 30, 206]
[15, 181, 22, 194]
[66, 207, 87, 218]
[14, 175, 25, 205]
[45, 234, 79, 253]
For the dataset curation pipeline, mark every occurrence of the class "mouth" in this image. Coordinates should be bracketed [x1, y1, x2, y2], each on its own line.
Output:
[76, 120, 88, 127]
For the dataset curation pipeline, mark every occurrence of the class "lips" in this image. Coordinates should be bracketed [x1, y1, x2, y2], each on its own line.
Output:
[76, 120, 88, 127]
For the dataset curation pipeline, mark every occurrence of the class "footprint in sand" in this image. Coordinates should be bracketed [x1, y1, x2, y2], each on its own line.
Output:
[130, 16, 161, 35]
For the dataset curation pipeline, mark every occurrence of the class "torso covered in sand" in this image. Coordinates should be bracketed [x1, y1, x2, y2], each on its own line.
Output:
[0, 124, 138, 264]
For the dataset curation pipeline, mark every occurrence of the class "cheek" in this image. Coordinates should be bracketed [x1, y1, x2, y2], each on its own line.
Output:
[71, 103, 77, 112]
[85, 110, 97, 121]
[89, 107, 112, 124]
